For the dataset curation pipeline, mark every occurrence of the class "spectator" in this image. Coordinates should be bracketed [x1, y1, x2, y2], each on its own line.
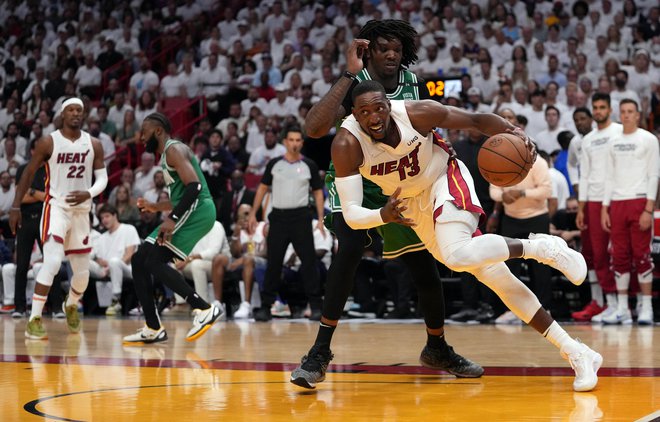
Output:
[0, 137, 25, 176]
[200, 129, 235, 200]
[128, 58, 160, 102]
[266, 84, 300, 119]
[226, 134, 250, 171]
[111, 184, 140, 225]
[535, 106, 567, 153]
[246, 127, 286, 176]
[142, 170, 167, 204]
[134, 91, 159, 125]
[108, 92, 134, 132]
[73, 53, 102, 99]
[133, 152, 158, 196]
[90, 204, 140, 316]
[218, 169, 256, 235]
[115, 109, 139, 148]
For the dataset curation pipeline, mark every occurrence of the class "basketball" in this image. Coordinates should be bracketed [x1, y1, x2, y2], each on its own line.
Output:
[478, 133, 534, 187]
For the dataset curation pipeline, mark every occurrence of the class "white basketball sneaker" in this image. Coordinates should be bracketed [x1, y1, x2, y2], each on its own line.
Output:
[234, 301, 252, 319]
[561, 341, 603, 392]
[529, 234, 587, 285]
[637, 303, 654, 326]
[602, 308, 633, 325]
[591, 306, 616, 323]
[186, 303, 222, 342]
[123, 326, 168, 345]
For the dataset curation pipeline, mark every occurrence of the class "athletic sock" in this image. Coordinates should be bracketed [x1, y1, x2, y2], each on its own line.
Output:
[30, 294, 47, 320]
[617, 294, 629, 312]
[588, 270, 604, 306]
[520, 239, 539, 259]
[543, 321, 580, 354]
[314, 322, 336, 349]
[66, 289, 82, 308]
[605, 293, 617, 309]
[427, 332, 448, 350]
[186, 292, 209, 310]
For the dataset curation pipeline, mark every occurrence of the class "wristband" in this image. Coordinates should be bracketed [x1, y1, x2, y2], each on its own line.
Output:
[10, 207, 20, 211]
[343, 70, 357, 81]
[644, 209, 653, 215]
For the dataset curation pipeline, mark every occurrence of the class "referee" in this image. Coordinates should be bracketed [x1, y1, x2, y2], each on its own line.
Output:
[248, 125, 326, 321]
[12, 139, 47, 317]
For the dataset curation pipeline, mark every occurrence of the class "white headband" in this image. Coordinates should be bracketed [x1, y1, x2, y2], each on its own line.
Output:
[60, 98, 84, 113]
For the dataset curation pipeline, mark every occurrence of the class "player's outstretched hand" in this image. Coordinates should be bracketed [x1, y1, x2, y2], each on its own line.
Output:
[66, 190, 91, 206]
[507, 127, 537, 163]
[380, 187, 415, 226]
[346, 39, 369, 74]
[137, 197, 158, 213]
[9, 208, 21, 235]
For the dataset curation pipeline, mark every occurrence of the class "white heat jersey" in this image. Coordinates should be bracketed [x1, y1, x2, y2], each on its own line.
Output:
[342, 100, 450, 198]
[603, 128, 660, 205]
[578, 122, 622, 202]
[46, 129, 95, 211]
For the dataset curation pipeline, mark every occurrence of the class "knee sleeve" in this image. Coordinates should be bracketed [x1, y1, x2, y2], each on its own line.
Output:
[436, 221, 510, 272]
[68, 253, 90, 293]
[471, 263, 541, 323]
[35, 240, 65, 287]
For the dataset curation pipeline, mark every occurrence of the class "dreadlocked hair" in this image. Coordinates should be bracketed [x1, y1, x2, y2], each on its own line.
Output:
[358, 19, 419, 68]
[144, 112, 172, 134]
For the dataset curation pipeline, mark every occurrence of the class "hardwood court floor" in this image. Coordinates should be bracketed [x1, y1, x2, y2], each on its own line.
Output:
[0, 316, 658, 421]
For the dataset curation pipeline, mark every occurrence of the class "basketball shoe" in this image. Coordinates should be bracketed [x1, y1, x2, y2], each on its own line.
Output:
[571, 301, 604, 322]
[637, 303, 654, 326]
[561, 341, 602, 392]
[25, 317, 48, 340]
[186, 303, 222, 341]
[529, 234, 587, 285]
[419, 344, 484, 378]
[63, 301, 81, 333]
[602, 308, 633, 325]
[123, 326, 168, 345]
[290, 345, 334, 389]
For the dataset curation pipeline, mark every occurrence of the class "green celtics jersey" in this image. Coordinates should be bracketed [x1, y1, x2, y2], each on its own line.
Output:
[161, 139, 213, 205]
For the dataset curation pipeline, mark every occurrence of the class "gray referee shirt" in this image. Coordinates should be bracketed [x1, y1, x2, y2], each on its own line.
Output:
[261, 156, 323, 209]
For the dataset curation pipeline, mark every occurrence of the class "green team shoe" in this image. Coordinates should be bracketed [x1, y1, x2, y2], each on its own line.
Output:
[25, 317, 48, 340]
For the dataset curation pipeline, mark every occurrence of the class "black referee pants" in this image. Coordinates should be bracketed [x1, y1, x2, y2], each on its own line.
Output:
[261, 208, 322, 310]
[14, 213, 43, 313]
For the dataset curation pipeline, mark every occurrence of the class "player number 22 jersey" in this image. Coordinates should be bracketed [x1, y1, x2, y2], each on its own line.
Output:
[46, 129, 95, 211]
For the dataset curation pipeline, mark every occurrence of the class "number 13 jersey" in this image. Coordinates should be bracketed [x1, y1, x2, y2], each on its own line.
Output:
[46, 129, 95, 211]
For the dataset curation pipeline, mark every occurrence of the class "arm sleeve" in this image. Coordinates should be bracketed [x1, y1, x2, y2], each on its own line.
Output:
[88, 168, 108, 198]
[335, 174, 384, 230]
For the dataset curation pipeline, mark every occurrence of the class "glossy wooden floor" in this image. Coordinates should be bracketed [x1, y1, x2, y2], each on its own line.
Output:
[0, 316, 658, 421]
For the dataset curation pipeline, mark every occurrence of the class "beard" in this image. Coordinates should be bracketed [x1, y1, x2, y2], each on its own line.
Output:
[146, 134, 159, 153]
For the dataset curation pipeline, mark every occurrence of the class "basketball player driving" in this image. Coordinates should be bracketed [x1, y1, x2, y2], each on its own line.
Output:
[10, 97, 107, 340]
[332, 81, 602, 392]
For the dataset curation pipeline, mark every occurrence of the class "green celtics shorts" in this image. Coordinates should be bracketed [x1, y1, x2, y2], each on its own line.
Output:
[146, 198, 216, 259]
[325, 163, 425, 259]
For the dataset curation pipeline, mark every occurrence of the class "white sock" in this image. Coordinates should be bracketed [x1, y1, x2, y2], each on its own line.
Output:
[640, 294, 652, 310]
[589, 275, 604, 307]
[66, 290, 82, 308]
[617, 294, 629, 312]
[543, 321, 580, 354]
[520, 239, 539, 259]
[605, 293, 617, 308]
[30, 294, 47, 320]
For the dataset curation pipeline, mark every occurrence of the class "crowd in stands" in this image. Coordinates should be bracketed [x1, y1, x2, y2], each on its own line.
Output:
[0, 0, 658, 322]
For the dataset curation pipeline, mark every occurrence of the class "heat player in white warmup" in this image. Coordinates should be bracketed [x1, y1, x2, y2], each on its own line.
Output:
[601, 99, 659, 325]
[10, 98, 107, 340]
[332, 81, 601, 392]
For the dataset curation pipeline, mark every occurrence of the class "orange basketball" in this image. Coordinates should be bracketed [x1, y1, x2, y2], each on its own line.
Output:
[478, 133, 533, 187]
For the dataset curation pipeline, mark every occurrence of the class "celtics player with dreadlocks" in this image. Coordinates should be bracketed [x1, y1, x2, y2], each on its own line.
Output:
[290, 20, 483, 389]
